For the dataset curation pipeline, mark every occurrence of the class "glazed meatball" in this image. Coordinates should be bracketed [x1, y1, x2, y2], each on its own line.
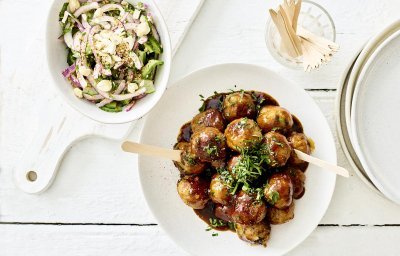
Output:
[288, 132, 311, 165]
[227, 155, 242, 179]
[191, 109, 225, 133]
[231, 190, 267, 225]
[210, 159, 226, 170]
[191, 127, 227, 162]
[268, 202, 295, 224]
[174, 142, 206, 175]
[263, 131, 292, 167]
[257, 106, 293, 133]
[222, 92, 256, 122]
[264, 173, 293, 209]
[215, 204, 235, 222]
[286, 167, 306, 199]
[235, 221, 271, 247]
[210, 174, 232, 205]
[225, 118, 262, 152]
[177, 176, 209, 209]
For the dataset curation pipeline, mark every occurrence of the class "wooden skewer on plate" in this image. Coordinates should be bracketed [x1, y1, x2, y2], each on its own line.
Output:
[121, 141, 181, 161]
[121, 141, 350, 178]
[294, 149, 349, 177]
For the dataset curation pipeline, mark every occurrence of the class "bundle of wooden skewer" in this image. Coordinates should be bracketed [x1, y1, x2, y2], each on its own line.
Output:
[269, 0, 339, 71]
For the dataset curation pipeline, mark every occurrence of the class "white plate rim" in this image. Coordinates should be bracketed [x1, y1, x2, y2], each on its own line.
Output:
[350, 28, 400, 204]
[335, 48, 381, 194]
[345, 19, 400, 136]
[137, 63, 337, 256]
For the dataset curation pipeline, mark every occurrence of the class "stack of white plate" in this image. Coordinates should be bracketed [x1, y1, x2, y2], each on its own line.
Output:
[336, 19, 400, 204]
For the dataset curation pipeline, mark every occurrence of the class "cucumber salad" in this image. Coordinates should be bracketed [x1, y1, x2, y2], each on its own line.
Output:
[59, 0, 163, 112]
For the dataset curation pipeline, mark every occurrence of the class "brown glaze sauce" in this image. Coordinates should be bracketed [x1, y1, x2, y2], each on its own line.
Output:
[177, 122, 192, 143]
[194, 201, 233, 231]
[176, 91, 309, 230]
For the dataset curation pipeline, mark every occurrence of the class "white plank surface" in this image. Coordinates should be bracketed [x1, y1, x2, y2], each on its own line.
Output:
[0, 224, 398, 256]
[170, 0, 400, 88]
[1, 0, 400, 255]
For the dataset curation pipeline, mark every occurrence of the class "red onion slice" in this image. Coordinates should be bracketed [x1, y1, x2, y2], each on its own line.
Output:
[70, 74, 82, 88]
[81, 14, 91, 29]
[62, 63, 76, 78]
[114, 80, 126, 94]
[93, 4, 125, 18]
[73, 2, 99, 17]
[125, 100, 136, 112]
[96, 99, 112, 107]
[110, 93, 135, 101]
[151, 25, 160, 42]
[95, 81, 127, 106]
[83, 94, 104, 101]
[93, 64, 101, 79]
[132, 92, 146, 100]
[87, 75, 112, 99]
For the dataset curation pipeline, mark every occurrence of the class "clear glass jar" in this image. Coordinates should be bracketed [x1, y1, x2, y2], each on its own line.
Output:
[265, 0, 336, 69]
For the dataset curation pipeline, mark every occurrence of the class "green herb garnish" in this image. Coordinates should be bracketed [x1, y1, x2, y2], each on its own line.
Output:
[268, 190, 280, 205]
[184, 155, 196, 165]
[228, 222, 236, 231]
[204, 144, 218, 156]
[278, 116, 287, 125]
[59, 2, 68, 21]
[237, 117, 249, 128]
[209, 218, 227, 228]
[230, 146, 270, 194]
[271, 137, 284, 147]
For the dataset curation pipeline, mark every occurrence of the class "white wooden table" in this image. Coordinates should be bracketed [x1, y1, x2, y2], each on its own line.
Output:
[1, 0, 400, 255]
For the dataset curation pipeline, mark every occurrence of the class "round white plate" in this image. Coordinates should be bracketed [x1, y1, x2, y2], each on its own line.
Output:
[335, 49, 380, 194]
[346, 20, 400, 137]
[351, 29, 400, 204]
[138, 63, 336, 256]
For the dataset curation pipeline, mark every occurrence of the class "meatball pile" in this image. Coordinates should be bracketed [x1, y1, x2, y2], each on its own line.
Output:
[173, 91, 313, 247]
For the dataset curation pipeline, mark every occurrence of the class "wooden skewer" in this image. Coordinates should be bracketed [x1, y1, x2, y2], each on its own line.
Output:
[269, 9, 300, 58]
[121, 141, 350, 178]
[121, 141, 181, 161]
[294, 149, 349, 177]
[278, 5, 303, 56]
[297, 27, 339, 50]
[292, 0, 302, 33]
[269, 0, 338, 71]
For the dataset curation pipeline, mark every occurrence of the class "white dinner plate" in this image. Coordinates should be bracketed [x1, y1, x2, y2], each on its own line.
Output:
[335, 49, 380, 194]
[346, 20, 400, 141]
[138, 63, 336, 256]
[351, 29, 400, 204]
